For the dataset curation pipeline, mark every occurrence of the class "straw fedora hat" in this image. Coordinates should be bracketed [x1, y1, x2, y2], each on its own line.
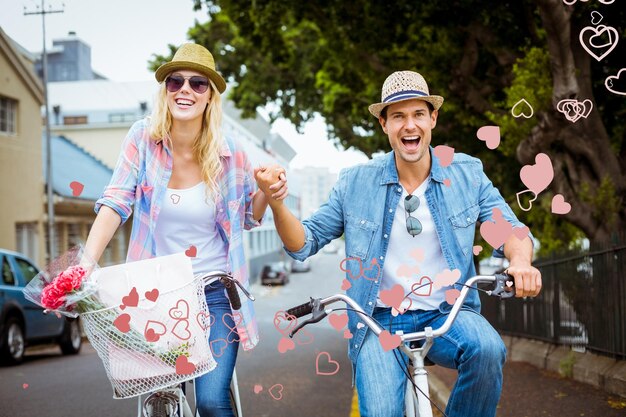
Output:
[368, 71, 444, 118]
[155, 43, 226, 93]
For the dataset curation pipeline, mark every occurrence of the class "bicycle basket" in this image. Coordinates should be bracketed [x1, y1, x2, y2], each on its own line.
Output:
[80, 254, 216, 399]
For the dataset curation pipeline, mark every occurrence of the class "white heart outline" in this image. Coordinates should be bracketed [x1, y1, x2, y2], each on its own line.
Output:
[511, 98, 534, 119]
[579, 25, 619, 62]
[605, 68, 626, 96]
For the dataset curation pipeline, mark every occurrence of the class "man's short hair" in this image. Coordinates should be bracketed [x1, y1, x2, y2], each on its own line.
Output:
[380, 100, 434, 121]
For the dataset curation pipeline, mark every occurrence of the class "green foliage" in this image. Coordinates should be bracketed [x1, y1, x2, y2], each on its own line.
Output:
[578, 176, 621, 227]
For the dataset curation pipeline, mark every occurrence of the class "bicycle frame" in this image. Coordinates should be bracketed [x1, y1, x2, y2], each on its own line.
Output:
[287, 274, 514, 417]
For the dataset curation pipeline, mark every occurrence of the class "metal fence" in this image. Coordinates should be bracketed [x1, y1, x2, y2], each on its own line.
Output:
[481, 237, 626, 359]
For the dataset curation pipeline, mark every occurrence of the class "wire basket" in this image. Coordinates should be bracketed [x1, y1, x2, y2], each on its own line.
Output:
[81, 275, 216, 399]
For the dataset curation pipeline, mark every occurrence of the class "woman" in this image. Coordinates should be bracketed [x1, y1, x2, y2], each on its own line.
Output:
[84, 43, 287, 417]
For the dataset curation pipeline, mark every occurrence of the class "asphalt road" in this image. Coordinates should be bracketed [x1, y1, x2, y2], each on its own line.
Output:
[0, 250, 354, 417]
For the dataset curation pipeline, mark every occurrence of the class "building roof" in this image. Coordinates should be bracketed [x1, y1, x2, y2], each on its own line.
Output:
[0, 26, 44, 104]
[43, 134, 113, 201]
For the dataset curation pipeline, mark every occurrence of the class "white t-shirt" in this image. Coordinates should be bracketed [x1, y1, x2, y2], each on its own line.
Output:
[154, 181, 228, 275]
[377, 179, 448, 311]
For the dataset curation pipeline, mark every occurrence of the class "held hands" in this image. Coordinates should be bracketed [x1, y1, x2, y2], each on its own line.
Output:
[254, 164, 288, 204]
[505, 263, 542, 298]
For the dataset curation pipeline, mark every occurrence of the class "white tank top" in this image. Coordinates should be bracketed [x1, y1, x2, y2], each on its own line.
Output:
[154, 181, 228, 275]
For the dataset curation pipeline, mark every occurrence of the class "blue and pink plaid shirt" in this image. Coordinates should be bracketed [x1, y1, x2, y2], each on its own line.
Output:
[95, 118, 261, 350]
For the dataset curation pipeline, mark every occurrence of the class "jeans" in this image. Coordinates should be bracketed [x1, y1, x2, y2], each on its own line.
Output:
[354, 307, 506, 417]
[194, 282, 239, 417]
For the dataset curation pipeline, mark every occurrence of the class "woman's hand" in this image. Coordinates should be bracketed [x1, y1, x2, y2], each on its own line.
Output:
[255, 164, 288, 201]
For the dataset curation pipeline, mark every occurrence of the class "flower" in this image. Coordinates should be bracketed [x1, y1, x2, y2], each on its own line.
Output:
[41, 284, 66, 310]
[39, 265, 87, 309]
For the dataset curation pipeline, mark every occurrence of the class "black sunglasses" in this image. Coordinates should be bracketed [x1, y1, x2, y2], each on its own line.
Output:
[404, 194, 423, 237]
[165, 75, 210, 94]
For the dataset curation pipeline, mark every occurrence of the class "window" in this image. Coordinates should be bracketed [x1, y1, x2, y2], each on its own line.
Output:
[2, 258, 15, 285]
[15, 258, 38, 284]
[109, 113, 136, 123]
[16, 222, 39, 263]
[63, 115, 88, 125]
[0, 96, 17, 134]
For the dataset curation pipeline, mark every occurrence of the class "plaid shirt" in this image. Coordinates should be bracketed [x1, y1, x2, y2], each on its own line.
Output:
[95, 118, 261, 350]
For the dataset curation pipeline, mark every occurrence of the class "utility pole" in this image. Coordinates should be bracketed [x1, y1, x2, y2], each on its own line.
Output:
[24, 1, 64, 262]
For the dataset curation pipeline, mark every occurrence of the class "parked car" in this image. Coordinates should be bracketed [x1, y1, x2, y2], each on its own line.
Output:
[260, 262, 290, 286]
[291, 258, 311, 273]
[0, 249, 82, 365]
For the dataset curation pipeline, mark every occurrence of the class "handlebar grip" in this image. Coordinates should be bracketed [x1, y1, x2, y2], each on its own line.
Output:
[222, 278, 242, 310]
[287, 300, 314, 318]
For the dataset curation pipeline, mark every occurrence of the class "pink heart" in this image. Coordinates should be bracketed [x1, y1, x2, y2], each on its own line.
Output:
[433, 145, 454, 167]
[121, 287, 139, 308]
[175, 355, 196, 375]
[410, 276, 433, 297]
[196, 311, 214, 330]
[476, 126, 500, 149]
[341, 279, 352, 291]
[556, 99, 593, 123]
[172, 320, 191, 341]
[168, 299, 190, 320]
[113, 314, 131, 333]
[512, 226, 529, 240]
[379, 284, 405, 310]
[479, 208, 514, 249]
[294, 328, 314, 345]
[22, 383, 29, 389]
[396, 263, 420, 278]
[551, 194, 571, 214]
[145, 288, 159, 302]
[144, 320, 167, 342]
[273, 310, 298, 336]
[472, 245, 483, 256]
[328, 313, 348, 331]
[520, 153, 554, 195]
[253, 384, 263, 394]
[433, 269, 461, 290]
[69, 181, 84, 197]
[210, 339, 229, 357]
[269, 384, 284, 400]
[445, 289, 461, 306]
[379, 330, 402, 352]
[443, 178, 451, 187]
[277, 337, 296, 353]
[343, 329, 353, 339]
[316, 351, 340, 376]
[185, 245, 197, 257]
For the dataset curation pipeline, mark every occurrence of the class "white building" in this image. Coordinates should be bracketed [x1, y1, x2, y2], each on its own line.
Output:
[291, 166, 338, 219]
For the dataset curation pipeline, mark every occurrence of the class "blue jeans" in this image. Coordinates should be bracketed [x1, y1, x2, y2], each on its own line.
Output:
[194, 282, 239, 417]
[355, 307, 506, 417]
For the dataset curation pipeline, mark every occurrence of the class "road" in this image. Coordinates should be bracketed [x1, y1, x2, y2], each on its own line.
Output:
[0, 250, 354, 417]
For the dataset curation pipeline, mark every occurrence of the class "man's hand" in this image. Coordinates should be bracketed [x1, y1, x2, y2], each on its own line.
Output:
[254, 164, 288, 203]
[506, 263, 542, 298]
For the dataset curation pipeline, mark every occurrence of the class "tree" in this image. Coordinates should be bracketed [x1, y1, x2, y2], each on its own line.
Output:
[151, 0, 625, 253]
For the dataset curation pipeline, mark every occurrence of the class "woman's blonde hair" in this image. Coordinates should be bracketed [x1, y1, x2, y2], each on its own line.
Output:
[149, 79, 224, 198]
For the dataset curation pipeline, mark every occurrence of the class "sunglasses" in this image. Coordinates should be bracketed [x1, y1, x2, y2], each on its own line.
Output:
[165, 75, 210, 94]
[404, 194, 423, 237]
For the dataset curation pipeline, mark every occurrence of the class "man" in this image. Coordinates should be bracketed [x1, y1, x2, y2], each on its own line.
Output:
[256, 71, 541, 417]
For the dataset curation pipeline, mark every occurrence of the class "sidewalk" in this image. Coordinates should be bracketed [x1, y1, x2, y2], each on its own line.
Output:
[429, 359, 626, 417]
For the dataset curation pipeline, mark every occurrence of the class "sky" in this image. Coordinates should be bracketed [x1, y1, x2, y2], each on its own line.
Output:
[0, 0, 368, 172]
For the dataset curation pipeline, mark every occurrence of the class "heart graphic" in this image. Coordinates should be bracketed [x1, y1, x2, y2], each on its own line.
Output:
[343, 329, 353, 339]
[341, 279, 352, 291]
[445, 289, 461, 306]
[473, 245, 483, 256]
[329, 313, 349, 331]
[433, 145, 454, 167]
[579, 25, 619, 61]
[175, 355, 196, 375]
[222, 312, 242, 343]
[433, 269, 461, 290]
[113, 314, 131, 333]
[512, 226, 530, 240]
[172, 319, 191, 341]
[605, 68, 626, 96]
[269, 384, 284, 400]
[443, 178, 451, 187]
[170, 194, 181, 204]
[480, 208, 514, 249]
[410, 248, 425, 262]
[69, 181, 84, 197]
[516, 189, 538, 212]
[379, 330, 402, 352]
[121, 287, 139, 308]
[145, 288, 159, 302]
[506, 280, 514, 288]
[23, 383, 29, 389]
[253, 384, 263, 394]
[556, 99, 593, 123]
[520, 153, 554, 195]
[411, 276, 433, 297]
[185, 245, 197, 257]
[476, 126, 501, 150]
[210, 338, 229, 357]
[590, 11, 603, 25]
[379, 284, 405, 310]
[273, 311, 298, 336]
[196, 311, 215, 330]
[356, 322, 365, 329]
[169, 299, 190, 320]
[316, 351, 340, 376]
[144, 320, 167, 342]
[277, 337, 296, 353]
[511, 98, 534, 118]
[396, 263, 420, 278]
[293, 328, 314, 345]
[551, 194, 571, 214]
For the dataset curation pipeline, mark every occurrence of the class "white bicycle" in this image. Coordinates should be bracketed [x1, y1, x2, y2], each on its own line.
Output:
[285, 273, 515, 417]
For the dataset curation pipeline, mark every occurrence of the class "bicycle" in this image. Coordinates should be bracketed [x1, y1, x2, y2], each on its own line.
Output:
[285, 273, 515, 417]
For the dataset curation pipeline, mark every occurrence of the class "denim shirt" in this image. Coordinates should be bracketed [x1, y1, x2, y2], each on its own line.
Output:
[286, 147, 529, 363]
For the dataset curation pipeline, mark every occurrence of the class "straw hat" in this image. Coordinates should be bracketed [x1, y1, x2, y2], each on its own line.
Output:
[155, 43, 226, 93]
[368, 71, 444, 118]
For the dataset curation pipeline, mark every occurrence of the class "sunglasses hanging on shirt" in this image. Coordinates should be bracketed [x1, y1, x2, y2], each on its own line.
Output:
[404, 194, 423, 237]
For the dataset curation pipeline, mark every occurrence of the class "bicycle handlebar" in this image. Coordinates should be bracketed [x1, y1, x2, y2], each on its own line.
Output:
[286, 273, 514, 342]
[200, 271, 255, 311]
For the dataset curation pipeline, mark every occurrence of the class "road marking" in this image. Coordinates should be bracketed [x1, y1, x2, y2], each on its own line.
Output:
[350, 388, 360, 416]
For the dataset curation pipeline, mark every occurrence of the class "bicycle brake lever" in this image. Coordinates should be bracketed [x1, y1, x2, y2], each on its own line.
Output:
[490, 273, 515, 299]
[230, 277, 256, 301]
[289, 305, 328, 338]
